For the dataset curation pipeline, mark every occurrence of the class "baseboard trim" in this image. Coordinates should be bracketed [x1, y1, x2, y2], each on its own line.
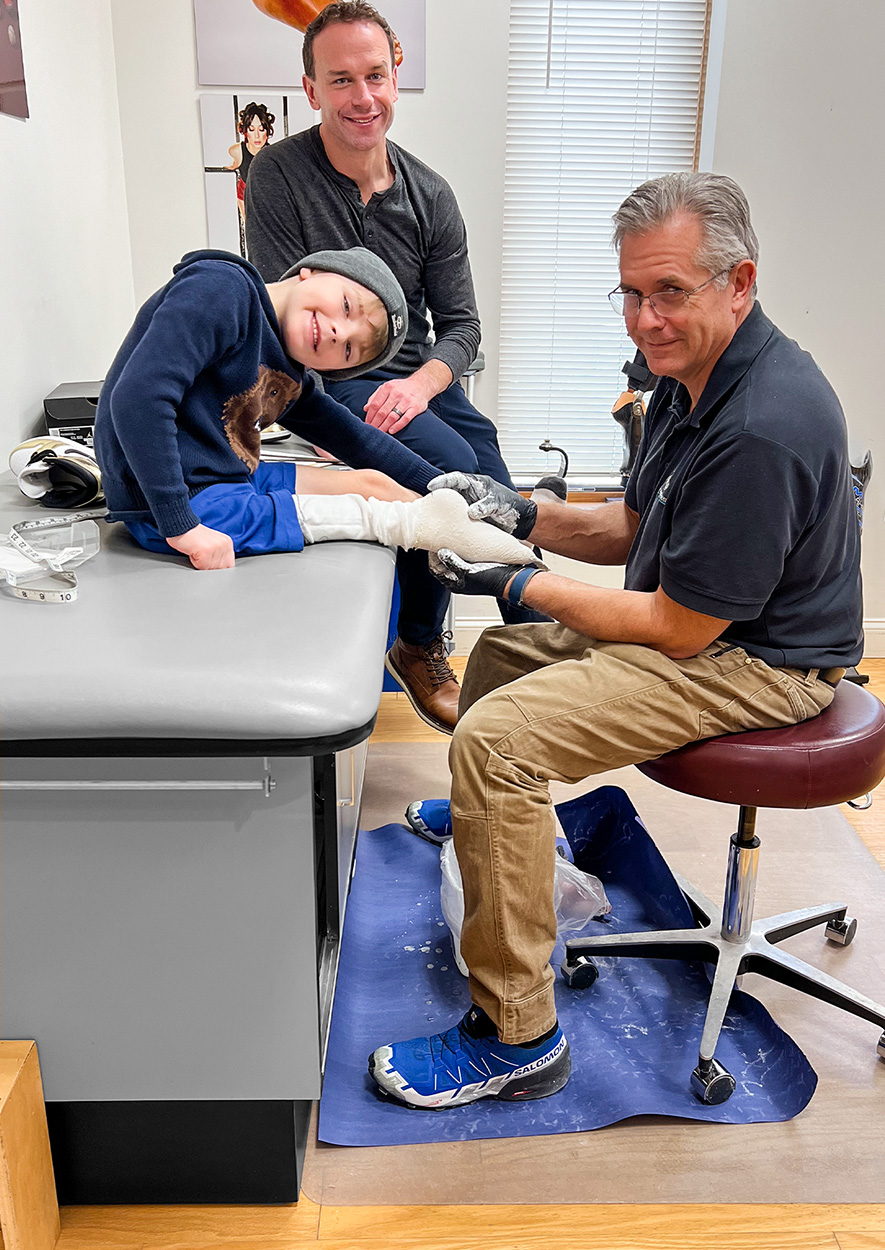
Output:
[862, 619, 885, 658]
[453, 617, 497, 655]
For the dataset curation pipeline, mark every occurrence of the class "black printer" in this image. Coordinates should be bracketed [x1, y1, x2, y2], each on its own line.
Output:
[43, 381, 103, 448]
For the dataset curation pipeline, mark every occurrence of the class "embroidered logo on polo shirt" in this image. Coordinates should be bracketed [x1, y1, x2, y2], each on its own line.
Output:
[656, 473, 673, 505]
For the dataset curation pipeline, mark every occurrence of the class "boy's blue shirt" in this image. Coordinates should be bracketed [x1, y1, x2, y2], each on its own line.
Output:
[94, 250, 440, 538]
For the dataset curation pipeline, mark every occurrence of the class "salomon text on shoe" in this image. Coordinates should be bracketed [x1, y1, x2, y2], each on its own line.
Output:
[368, 1005, 571, 1110]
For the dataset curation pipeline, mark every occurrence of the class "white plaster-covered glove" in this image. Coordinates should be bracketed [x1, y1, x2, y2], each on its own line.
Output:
[411, 489, 535, 565]
[428, 472, 538, 539]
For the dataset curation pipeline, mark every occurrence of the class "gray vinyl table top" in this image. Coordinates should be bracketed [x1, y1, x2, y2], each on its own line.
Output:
[0, 479, 396, 752]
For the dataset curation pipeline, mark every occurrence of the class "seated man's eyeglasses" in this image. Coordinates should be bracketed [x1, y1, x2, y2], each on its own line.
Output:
[608, 267, 734, 319]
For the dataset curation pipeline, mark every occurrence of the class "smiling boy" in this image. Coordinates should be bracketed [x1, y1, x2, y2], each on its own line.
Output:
[268, 262, 389, 374]
[94, 246, 443, 568]
[94, 245, 536, 574]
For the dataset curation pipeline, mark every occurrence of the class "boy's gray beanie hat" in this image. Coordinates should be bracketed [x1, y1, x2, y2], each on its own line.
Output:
[279, 246, 408, 382]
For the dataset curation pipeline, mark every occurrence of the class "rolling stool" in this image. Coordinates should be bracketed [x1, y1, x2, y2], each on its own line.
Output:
[563, 679, 885, 1104]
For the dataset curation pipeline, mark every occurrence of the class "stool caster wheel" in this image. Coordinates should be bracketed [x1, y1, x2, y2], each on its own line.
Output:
[690, 1057, 736, 1105]
[560, 954, 598, 990]
[825, 915, 857, 946]
[877, 1032, 885, 1061]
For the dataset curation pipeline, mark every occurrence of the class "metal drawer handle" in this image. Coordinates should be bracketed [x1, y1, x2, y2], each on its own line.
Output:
[1, 776, 277, 798]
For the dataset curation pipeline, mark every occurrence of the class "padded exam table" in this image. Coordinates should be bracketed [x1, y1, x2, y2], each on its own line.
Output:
[0, 482, 395, 1203]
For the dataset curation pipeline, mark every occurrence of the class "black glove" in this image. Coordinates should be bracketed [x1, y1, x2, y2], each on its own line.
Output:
[428, 472, 538, 540]
[429, 549, 544, 599]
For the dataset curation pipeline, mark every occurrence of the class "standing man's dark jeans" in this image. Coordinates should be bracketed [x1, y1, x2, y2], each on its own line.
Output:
[326, 371, 549, 640]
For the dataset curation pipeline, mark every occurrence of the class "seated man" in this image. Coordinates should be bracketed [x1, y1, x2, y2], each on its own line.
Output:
[368, 171, 863, 1110]
[245, 0, 545, 734]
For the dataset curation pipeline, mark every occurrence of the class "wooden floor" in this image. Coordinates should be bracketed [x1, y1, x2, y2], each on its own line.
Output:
[54, 660, 885, 1250]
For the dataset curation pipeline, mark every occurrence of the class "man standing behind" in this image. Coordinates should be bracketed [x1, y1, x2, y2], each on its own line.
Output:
[246, 1, 539, 734]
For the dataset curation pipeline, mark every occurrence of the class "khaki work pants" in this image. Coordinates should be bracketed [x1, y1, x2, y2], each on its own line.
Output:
[449, 623, 836, 1044]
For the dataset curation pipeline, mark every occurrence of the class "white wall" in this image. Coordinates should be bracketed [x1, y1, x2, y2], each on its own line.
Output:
[109, 0, 208, 306]
[385, 0, 511, 412]
[711, 0, 885, 650]
[0, 0, 134, 450]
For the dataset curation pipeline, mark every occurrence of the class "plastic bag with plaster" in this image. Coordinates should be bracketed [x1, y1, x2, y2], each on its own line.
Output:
[439, 835, 612, 976]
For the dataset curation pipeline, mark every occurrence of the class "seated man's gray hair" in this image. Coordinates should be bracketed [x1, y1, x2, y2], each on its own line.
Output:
[612, 171, 759, 297]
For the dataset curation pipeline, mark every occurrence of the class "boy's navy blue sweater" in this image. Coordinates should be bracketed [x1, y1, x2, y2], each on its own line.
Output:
[94, 250, 440, 538]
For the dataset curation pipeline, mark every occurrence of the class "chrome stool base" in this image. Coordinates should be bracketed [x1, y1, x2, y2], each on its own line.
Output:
[563, 870, 885, 1103]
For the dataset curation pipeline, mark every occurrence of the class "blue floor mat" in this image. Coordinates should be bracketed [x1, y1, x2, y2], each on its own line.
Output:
[318, 786, 817, 1145]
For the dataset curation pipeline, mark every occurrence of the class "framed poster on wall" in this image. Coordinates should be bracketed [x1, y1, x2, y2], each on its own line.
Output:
[0, 0, 28, 118]
[193, 0, 425, 91]
[200, 92, 314, 256]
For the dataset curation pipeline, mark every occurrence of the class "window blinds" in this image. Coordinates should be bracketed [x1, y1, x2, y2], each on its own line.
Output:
[497, 0, 710, 478]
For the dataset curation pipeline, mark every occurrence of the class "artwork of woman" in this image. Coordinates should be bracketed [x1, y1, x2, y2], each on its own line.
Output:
[225, 102, 276, 224]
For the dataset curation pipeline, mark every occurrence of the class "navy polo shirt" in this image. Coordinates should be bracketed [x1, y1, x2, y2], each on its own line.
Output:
[624, 303, 863, 669]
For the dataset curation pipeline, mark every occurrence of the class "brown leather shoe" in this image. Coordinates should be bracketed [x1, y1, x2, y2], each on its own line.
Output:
[385, 634, 460, 735]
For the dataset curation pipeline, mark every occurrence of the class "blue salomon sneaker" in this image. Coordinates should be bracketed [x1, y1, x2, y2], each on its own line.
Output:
[368, 1005, 571, 1110]
[404, 798, 452, 845]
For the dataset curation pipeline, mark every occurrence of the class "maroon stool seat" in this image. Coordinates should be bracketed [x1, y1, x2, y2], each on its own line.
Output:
[565, 680, 885, 1105]
[638, 680, 885, 809]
